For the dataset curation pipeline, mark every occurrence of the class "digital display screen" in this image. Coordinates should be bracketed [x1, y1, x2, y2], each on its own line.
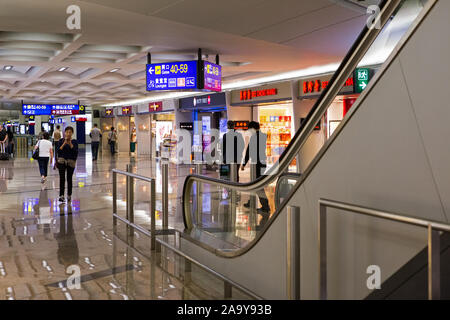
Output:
[146, 61, 198, 91]
[203, 61, 222, 92]
[22, 104, 79, 116]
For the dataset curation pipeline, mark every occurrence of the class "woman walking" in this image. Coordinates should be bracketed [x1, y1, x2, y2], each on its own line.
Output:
[55, 126, 78, 203]
[34, 132, 53, 183]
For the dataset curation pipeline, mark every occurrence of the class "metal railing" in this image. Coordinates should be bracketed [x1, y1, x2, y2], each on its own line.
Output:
[318, 198, 450, 300]
[183, 0, 403, 231]
[111, 163, 263, 300]
[275, 172, 302, 210]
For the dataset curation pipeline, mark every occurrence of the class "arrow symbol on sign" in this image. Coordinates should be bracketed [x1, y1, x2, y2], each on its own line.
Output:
[360, 82, 367, 90]
[148, 67, 154, 75]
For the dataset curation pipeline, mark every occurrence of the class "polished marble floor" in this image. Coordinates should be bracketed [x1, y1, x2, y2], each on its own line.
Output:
[0, 146, 254, 300]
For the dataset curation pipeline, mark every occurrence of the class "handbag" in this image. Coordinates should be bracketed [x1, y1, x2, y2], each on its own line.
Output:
[32, 141, 40, 160]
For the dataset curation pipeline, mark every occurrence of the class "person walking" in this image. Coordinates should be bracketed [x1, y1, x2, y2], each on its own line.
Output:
[55, 126, 78, 203]
[107, 127, 118, 156]
[241, 121, 270, 218]
[34, 132, 53, 183]
[221, 121, 245, 182]
[89, 123, 102, 161]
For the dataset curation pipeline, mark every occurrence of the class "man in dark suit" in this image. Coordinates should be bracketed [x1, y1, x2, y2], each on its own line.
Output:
[221, 121, 245, 182]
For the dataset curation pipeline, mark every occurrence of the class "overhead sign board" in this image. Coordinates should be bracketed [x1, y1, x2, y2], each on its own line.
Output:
[203, 61, 222, 92]
[299, 76, 354, 98]
[146, 60, 222, 92]
[149, 101, 163, 113]
[146, 61, 198, 91]
[22, 104, 80, 116]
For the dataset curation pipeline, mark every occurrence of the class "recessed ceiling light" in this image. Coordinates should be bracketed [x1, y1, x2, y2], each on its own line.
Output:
[110, 68, 120, 73]
[58, 67, 68, 72]
[4, 66, 13, 70]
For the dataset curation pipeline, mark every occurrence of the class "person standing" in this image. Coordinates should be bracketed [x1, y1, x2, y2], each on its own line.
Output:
[6, 128, 14, 158]
[55, 126, 78, 203]
[241, 121, 270, 215]
[221, 121, 245, 182]
[107, 127, 118, 156]
[89, 123, 102, 161]
[52, 125, 62, 151]
[0, 125, 7, 153]
[34, 132, 53, 183]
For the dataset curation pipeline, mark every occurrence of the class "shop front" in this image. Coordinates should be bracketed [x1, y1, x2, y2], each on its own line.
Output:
[178, 92, 227, 163]
[230, 82, 294, 167]
[295, 67, 376, 171]
[100, 108, 115, 153]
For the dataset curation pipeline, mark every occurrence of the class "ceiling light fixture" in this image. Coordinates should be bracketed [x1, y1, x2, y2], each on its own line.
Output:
[4, 66, 13, 70]
[58, 67, 68, 72]
[110, 68, 120, 73]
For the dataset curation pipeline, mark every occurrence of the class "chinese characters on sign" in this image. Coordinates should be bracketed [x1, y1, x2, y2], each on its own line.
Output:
[354, 68, 371, 93]
[203, 61, 222, 92]
[22, 104, 80, 116]
[240, 88, 278, 101]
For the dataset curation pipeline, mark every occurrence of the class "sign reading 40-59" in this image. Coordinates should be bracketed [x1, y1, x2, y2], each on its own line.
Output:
[146, 61, 198, 91]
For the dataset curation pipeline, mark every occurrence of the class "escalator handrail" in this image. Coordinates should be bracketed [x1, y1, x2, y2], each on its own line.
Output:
[274, 172, 302, 210]
[183, 0, 401, 233]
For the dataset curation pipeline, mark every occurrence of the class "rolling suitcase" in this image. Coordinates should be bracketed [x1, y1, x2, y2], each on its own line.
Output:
[0, 143, 9, 160]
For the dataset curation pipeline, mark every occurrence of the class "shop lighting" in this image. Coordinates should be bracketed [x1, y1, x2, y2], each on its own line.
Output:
[110, 68, 120, 73]
[4, 65, 13, 70]
[58, 67, 68, 72]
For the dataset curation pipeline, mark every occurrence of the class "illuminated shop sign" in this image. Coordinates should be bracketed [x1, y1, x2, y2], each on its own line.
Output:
[149, 101, 163, 113]
[302, 77, 354, 95]
[179, 92, 226, 109]
[230, 82, 291, 105]
[240, 88, 278, 101]
[180, 122, 194, 131]
[22, 104, 80, 116]
[146, 61, 222, 92]
[121, 106, 132, 115]
[104, 108, 114, 117]
[234, 121, 249, 130]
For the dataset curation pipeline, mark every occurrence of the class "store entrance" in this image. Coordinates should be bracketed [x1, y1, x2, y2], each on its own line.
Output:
[152, 113, 175, 160]
[257, 102, 294, 167]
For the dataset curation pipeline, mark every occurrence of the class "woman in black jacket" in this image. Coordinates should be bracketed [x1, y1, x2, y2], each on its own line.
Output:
[55, 126, 78, 203]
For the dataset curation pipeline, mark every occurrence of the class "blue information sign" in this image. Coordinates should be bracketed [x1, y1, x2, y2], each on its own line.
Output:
[146, 61, 198, 91]
[22, 104, 80, 116]
[22, 104, 52, 115]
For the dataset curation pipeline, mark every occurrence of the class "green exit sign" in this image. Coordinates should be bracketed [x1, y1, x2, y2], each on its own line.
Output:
[354, 68, 372, 93]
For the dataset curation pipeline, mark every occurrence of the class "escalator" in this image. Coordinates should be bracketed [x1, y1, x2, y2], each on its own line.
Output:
[178, 0, 450, 299]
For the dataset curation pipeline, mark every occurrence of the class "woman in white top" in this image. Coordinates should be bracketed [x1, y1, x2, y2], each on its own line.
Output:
[34, 132, 53, 183]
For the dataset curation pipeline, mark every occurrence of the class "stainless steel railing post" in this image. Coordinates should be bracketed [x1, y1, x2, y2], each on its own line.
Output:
[113, 170, 117, 230]
[250, 163, 258, 228]
[428, 225, 440, 300]
[162, 162, 169, 230]
[196, 162, 202, 226]
[318, 202, 327, 300]
[230, 163, 238, 231]
[150, 178, 156, 251]
[287, 206, 300, 300]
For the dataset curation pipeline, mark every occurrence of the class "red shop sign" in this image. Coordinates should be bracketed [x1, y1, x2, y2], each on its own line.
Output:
[240, 88, 278, 101]
[122, 106, 132, 115]
[149, 101, 163, 113]
[302, 77, 354, 95]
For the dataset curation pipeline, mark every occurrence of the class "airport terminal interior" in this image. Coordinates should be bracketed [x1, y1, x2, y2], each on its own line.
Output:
[0, 0, 450, 301]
